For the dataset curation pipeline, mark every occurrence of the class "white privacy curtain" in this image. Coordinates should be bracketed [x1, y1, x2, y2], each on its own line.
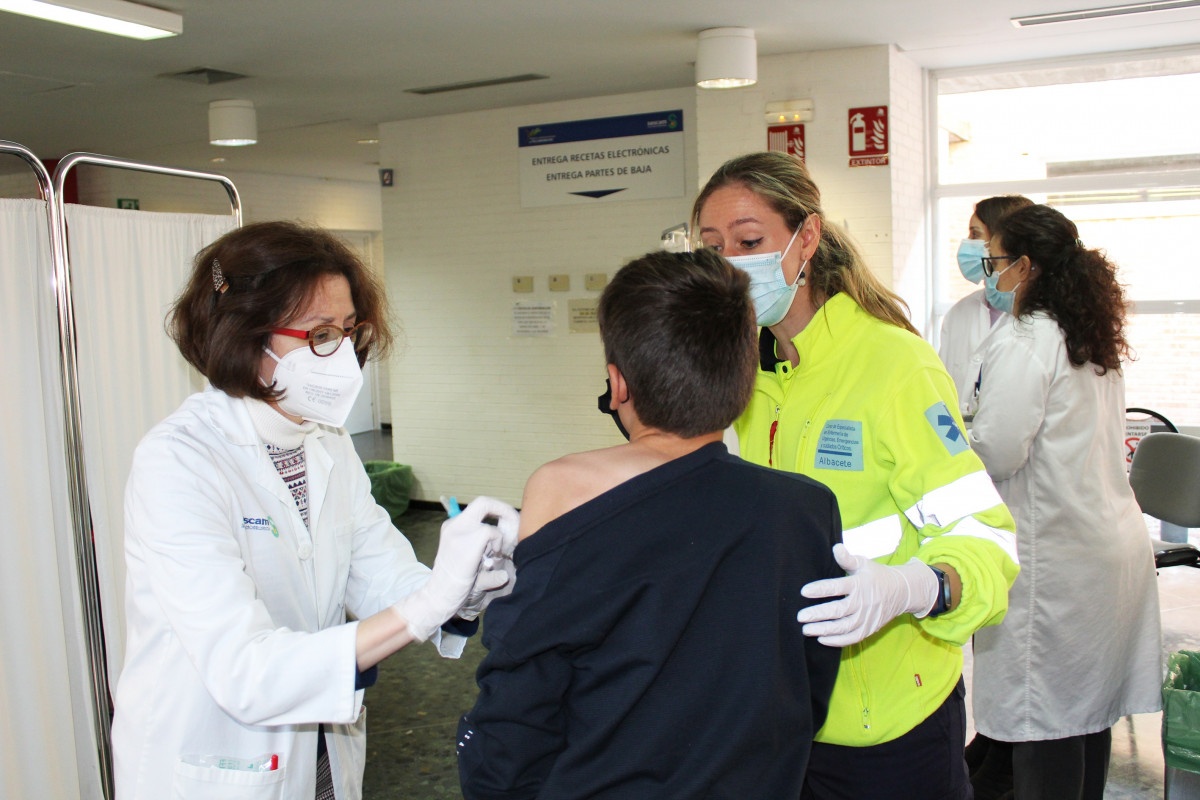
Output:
[65, 204, 236, 687]
[1, 198, 90, 799]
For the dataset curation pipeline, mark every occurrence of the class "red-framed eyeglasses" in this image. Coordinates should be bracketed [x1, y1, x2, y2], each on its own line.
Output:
[271, 321, 374, 357]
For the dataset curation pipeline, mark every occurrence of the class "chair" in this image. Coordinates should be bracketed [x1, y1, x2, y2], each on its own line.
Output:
[1128, 432, 1200, 569]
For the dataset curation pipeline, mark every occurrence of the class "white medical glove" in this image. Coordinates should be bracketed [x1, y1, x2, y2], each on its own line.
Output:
[795, 543, 939, 647]
[392, 496, 517, 641]
[457, 503, 520, 620]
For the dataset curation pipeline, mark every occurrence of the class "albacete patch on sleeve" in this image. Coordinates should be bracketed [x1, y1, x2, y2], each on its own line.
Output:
[815, 419, 864, 471]
[925, 402, 969, 456]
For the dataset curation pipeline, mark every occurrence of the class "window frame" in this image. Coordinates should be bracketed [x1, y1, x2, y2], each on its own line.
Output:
[927, 48, 1200, 435]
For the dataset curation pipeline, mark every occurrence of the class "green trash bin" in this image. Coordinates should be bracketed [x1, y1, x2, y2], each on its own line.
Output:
[1164, 650, 1200, 798]
[363, 461, 413, 527]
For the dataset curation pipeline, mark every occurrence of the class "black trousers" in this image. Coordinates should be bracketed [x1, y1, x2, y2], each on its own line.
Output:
[1012, 729, 1111, 800]
[801, 679, 972, 800]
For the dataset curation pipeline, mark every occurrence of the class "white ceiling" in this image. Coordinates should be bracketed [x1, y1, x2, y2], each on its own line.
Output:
[3, 0, 1200, 182]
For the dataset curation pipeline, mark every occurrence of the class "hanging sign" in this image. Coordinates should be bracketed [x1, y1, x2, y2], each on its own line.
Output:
[767, 124, 805, 160]
[848, 106, 888, 167]
[518, 110, 685, 208]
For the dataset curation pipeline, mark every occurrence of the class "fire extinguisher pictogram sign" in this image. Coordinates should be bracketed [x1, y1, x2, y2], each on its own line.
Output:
[848, 106, 888, 167]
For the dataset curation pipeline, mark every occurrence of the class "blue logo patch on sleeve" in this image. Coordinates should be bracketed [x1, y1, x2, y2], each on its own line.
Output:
[925, 402, 969, 456]
[815, 420, 864, 471]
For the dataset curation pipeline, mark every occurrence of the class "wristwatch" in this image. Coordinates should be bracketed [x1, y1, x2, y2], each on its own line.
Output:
[928, 566, 952, 617]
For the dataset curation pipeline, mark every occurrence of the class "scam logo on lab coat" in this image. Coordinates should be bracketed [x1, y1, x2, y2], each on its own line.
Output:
[925, 402, 969, 456]
[242, 515, 280, 537]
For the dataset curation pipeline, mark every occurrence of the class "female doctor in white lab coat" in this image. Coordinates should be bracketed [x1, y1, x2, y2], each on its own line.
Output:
[112, 221, 518, 800]
[967, 205, 1161, 800]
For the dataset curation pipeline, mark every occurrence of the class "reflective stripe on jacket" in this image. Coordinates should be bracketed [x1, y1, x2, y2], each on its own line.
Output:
[734, 293, 1019, 747]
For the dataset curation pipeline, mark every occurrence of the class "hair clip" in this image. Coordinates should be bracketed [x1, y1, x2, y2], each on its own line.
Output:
[211, 257, 229, 294]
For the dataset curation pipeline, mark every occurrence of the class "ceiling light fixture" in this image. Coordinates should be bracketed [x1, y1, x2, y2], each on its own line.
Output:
[695, 27, 757, 89]
[209, 100, 257, 146]
[1011, 0, 1200, 26]
[0, 0, 182, 39]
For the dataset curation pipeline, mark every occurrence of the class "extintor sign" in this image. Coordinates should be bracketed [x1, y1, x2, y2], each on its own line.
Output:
[767, 124, 805, 161]
[848, 106, 888, 167]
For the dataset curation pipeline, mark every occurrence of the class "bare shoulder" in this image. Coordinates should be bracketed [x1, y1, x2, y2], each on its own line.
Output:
[518, 446, 633, 541]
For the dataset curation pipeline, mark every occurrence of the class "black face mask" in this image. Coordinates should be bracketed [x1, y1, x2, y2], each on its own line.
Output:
[597, 378, 630, 441]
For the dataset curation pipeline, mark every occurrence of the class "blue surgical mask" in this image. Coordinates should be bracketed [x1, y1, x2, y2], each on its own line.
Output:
[984, 262, 1022, 314]
[956, 239, 987, 284]
[725, 226, 804, 327]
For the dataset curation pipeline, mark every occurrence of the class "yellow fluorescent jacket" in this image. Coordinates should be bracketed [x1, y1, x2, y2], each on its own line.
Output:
[734, 293, 1019, 747]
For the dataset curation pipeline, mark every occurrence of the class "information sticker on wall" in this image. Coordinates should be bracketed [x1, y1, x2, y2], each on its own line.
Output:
[767, 124, 805, 161]
[512, 301, 555, 337]
[568, 298, 599, 334]
[848, 106, 889, 167]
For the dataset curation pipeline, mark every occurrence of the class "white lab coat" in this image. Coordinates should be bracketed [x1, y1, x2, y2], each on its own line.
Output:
[968, 313, 1162, 742]
[113, 388, 444, 800]
[938, 289, 1003, 416]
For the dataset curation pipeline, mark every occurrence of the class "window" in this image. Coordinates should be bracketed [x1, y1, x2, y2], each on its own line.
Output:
[931, 52, 1200, 430]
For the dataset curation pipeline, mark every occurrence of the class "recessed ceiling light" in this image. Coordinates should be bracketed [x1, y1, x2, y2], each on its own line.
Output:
[405, 73, 547, 95]
[1012, 0, 1200, 26]
[210, 157, 227, 163]
[356, 138, 379, 145]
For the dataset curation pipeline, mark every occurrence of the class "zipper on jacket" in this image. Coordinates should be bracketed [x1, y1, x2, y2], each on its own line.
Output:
[851, 642, 872, 729]
[768, 405, 781, 467]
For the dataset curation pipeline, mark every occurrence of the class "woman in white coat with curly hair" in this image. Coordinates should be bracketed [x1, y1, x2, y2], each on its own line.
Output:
[968, 204, 1161, 800]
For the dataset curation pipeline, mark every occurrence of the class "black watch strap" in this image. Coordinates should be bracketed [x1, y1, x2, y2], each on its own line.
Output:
[928, 566, 951, 617]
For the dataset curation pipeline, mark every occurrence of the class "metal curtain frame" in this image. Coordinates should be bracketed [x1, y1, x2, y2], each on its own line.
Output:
[47, 153, 242, 800]
[0, 139, 121, 799]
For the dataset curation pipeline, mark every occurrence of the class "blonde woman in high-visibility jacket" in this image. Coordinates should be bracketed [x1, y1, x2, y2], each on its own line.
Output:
[693, 152, 1019, 800]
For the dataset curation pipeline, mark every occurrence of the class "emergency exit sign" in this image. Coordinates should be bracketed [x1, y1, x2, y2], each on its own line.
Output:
[117, 198, 139, 210]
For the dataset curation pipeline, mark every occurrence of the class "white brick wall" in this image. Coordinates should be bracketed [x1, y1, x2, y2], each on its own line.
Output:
[379, 88, 698, 504]
[74, 168, 382, 230]
[888, 46, 932, 336]
[1, 159, 381, 232]
[700, 46, 898, 289]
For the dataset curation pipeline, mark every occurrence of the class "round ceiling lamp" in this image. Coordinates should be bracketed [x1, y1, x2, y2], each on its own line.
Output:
[695, 27, 757, 89]
[209, 99, 257, 146]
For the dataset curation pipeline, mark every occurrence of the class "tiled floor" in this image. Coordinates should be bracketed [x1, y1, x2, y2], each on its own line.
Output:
[352, 429, 1200, 799]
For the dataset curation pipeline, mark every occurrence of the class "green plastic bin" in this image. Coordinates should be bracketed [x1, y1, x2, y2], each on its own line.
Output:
[1164, 651, 1200, 798]
[363, 461, 413, 526]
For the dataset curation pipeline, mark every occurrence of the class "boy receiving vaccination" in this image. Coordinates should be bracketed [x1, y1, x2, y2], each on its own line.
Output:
[456, 249, 843, 800]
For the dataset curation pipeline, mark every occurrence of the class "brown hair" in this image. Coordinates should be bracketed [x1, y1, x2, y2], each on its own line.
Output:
[992, 204, 1130, 374]
[598, 249, 757, 437]
[168, 221, 393, 400]
[692, 151, 917, 335]
[974, 195, 1034, 238]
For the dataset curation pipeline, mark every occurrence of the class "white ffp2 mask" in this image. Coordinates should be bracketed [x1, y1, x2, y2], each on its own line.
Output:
[266, 340, 363, 427]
